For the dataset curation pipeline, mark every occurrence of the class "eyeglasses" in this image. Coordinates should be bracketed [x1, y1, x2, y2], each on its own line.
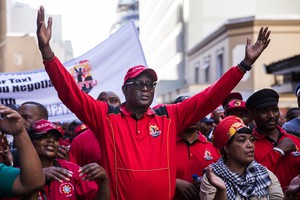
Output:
[125, 81, 157, 90]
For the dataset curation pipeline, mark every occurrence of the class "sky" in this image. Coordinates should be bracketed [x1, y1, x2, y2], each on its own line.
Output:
[17, 0, 119, 57]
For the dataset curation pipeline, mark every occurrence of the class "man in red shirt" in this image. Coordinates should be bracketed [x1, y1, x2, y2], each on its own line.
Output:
[246, 88, 300, 193]
[36, 6, 271, 200]
[69, 91, 121, 166]
[174, 96, 220, 200]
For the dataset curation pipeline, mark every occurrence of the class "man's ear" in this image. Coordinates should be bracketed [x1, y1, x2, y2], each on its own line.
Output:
[224, 145, 230, 155]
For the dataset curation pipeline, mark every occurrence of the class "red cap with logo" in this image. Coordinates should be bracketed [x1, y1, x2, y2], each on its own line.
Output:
[29, 119, 62, 139]
[123, 65, 157, 85]
[225, 99, 248, 114]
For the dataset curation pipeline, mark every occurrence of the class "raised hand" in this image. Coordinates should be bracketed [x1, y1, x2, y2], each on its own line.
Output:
[0, 104, 25, 136]
[36, 6, 54, 59]
[206, 165, 226, 191]
[243, 27, 271, 66]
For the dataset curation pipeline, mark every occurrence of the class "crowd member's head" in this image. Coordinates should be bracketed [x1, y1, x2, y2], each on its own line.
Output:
[28, 119, 62, 162]
[122, 65, 157, 115]
[285, 107, 300, 122]
[213, 116, 253, 161]
[222, 92, 243, 110]
[197, 117, 215, 139]
[97, 91, 121, 107]
[18, 101, 48, 130]
[245, 88, 279, 132]
[210, 107, 225, 125]
[224, 99, 250, 126]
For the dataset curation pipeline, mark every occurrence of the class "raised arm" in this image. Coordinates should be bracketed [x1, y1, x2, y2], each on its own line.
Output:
[0, 104, 45, 196]
[36, 6, 54, 60]
[174, 27, 271, 132]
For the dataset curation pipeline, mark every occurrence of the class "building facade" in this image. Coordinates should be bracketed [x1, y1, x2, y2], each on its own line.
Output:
[139, 0, 300, 108]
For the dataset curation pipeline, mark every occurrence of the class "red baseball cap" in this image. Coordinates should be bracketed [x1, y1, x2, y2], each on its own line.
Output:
[123, 65, 157, 85]
[74, 124, 88, 136]
[212, 116, 251, 152]
[29, 119, 62, 139]
[222, 92, 243, 108]
[225, 99, 248, 114]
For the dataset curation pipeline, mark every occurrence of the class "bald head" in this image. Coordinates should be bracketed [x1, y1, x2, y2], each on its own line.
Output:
[97, 91, 121, 107]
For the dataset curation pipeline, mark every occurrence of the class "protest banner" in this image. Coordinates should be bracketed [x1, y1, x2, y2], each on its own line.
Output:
[0, 21, 148, 122]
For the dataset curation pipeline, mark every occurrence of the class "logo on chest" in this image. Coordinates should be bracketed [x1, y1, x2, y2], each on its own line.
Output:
[149, 124, 161, 138]
[59, 182, 74, 196]
[204, 150, 213, 161]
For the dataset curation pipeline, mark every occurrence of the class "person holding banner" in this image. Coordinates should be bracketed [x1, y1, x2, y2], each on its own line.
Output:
[36, 5, 271, 200]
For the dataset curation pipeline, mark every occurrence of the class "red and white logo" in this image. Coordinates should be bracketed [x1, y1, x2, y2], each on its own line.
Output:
[70, 60, 98, 94]
[59, 182, 74, 197]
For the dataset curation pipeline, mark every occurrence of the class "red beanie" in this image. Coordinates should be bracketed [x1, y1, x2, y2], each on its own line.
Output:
[212, 116, 247, 152]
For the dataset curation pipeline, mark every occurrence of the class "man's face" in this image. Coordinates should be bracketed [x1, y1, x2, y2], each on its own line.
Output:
[98, 91, 121, 107]
[251, 105, 280, 132]
[227, 110, 250, 127]
[122, 73, 155, 109]
[18, 104, 43, 130]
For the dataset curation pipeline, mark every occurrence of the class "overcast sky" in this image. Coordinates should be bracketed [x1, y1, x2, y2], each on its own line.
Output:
[18, 0, 119, 57]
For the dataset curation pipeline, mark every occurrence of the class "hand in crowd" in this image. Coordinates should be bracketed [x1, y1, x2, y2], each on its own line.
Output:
[0, 133, 13, 166]
[285, 175, 300, 199]
[176, 179, 199, 200]
[57, 145, 70, 161]
[0, 104, 25, 136]
[243, 27, 271, 66]
[206, 165, 226, 191]
[79, 163, 108, 182]
[277, 137, 296, 154]
[43, 166, 73, 183]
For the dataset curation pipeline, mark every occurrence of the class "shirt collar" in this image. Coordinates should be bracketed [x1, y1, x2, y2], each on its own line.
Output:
[253, 125, 287, 140]
[176, 131, 208, 143]
[120, 103, 155, 116]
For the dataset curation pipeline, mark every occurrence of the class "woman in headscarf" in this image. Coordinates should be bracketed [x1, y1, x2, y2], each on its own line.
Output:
[200, 116, 284, 200]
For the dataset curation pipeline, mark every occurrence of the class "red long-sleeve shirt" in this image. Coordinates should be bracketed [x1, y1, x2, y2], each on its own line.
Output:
[44, 56, 244, 200]
[253, 125, 300, 192]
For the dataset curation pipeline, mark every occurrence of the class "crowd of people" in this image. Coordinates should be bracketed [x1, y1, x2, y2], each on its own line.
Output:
[0, 5, 300, 200]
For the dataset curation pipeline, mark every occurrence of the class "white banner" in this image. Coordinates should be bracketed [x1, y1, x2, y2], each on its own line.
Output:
[0, 21, 148, 122]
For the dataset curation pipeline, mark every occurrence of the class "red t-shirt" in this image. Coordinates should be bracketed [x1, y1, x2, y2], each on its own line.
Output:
[44, 56, 244, 200]
[37, 159, 98, 200]
[176, 132, 220, 182]
[253, 125, 300, 192]
[69, 129, 101, 166]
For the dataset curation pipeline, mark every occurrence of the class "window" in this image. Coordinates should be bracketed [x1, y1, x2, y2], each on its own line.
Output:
[216, 48, 224, 78]
[202, 56, 211, 83]
[194, 61, 200, 84]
